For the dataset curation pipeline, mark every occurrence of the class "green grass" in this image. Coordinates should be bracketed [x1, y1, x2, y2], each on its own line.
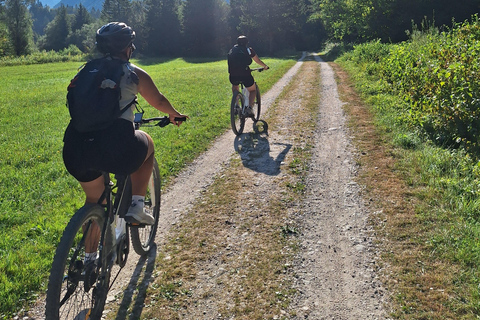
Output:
[0, 56, 297, 318]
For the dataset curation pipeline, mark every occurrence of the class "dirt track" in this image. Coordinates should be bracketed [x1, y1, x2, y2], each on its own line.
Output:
[21, 53, 388, 319]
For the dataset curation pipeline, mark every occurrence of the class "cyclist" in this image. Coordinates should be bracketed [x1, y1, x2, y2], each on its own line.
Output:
[227, 35, 269, 116]
[63, 22, 187, 227]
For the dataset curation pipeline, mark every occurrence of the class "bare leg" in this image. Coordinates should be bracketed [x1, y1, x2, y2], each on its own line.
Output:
[83, 221, 101, 254]
[80, 175, 105, 204]
[247, 84, 256, 107]
[79, 176, 105, 254]
[130, 132, 155, 196]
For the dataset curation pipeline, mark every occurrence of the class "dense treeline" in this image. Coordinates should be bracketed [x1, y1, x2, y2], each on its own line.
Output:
[0, 0, 478, 58]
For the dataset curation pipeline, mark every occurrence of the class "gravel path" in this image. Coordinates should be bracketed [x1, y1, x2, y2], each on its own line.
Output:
[289, 55, 386, 319]
[19, 53, 388, 319]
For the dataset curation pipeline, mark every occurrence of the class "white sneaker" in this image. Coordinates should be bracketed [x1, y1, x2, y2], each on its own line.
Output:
[126, 199, 155, 225]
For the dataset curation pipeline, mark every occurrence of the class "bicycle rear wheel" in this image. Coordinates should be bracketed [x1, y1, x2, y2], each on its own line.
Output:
[45, 205, 110, 320]
[130, 158, 161, 255]
[230, 91, 245, 135]
[252, 83, 261, 122]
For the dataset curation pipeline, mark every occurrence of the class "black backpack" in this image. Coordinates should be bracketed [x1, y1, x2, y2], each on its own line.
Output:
[66, 57, 136, 132]
[227, 45, 252, 73]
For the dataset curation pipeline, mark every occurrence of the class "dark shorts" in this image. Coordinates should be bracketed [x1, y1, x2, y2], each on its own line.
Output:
[63, 118, 148, 182]
[229, 74, 255, 88]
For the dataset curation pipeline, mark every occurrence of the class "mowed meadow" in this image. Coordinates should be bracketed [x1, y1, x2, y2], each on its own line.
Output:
[0, 56, 297, 317]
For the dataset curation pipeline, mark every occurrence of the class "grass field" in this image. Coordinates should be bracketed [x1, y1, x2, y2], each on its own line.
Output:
[0, 56, 297, 318]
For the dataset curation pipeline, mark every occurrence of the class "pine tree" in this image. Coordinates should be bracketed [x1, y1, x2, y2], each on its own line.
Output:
[5, 0, 33, 55]
[229, 0, 307, 54]
[72, 4, 93, 32]
[102, 0, 132, 24]
[182, 0, 229, 56]
[42, 4, 70, 51]
[144, 0, 181, 56]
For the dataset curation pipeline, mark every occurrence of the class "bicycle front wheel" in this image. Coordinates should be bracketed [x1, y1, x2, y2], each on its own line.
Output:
[46, 205, 110, 320]
[230, 91, 245, 135]
[130, 158, 161, 255]
[253, 83, 261, 122]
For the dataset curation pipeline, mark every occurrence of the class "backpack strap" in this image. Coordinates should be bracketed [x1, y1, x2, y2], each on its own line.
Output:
[120, 97, 137, 114]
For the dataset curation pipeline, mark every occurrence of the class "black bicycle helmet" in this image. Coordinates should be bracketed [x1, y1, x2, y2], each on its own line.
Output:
[96, 22, 135, 55]
[237, 35, 248, 47]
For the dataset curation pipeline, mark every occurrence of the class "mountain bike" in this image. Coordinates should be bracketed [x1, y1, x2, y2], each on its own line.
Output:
[230, 68, 264, 135]
[45, 115, 186, 320]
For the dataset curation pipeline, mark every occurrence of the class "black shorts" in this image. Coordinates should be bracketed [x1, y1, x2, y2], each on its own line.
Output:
[63, 118, 148, 182]
[229, 74, 255, 88]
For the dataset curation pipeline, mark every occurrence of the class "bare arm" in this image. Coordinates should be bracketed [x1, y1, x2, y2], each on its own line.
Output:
[252, 55, 269, 70]
[135, 65, 187, 125]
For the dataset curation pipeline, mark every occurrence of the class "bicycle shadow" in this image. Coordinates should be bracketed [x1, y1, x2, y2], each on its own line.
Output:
[233, 121, 292, 176]
[114, 243, 158, 320]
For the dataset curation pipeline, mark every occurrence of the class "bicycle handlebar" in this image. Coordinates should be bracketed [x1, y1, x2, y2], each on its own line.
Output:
[135, 116, 187, 128]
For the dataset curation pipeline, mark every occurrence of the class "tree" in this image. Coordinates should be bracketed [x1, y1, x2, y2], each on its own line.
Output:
[229, 0, 308, 54]
[29, 1, 55, 37]
[102, 0, 132, 24]
[0, 21, 12, 56]
[144, 0, 181, 56]
[5, 0, 34, 55]
[71, 4, 93, 32]
[41, 4, 70, 51]
[182, 0, 229, 56]
[67, 22, 98, 52]
[309, 0, 480, 44]
[127, 0, 147, 51]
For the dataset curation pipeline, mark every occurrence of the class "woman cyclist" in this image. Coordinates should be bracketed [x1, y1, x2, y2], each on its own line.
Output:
[63, 22, 187, 231]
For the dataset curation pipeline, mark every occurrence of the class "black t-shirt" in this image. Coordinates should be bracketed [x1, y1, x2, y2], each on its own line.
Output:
[228, 45, 256, 76]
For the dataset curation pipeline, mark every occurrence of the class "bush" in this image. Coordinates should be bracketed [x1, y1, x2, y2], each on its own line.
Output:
[0, 47, 86, 66]
[380, 15, 480, 156]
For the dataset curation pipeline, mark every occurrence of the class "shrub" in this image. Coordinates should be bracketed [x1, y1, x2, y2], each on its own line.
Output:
[0, 47, 86, 66]
[380, 15, 480, 156]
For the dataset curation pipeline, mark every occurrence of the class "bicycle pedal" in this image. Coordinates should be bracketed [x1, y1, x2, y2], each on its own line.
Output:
[125, 216, 145, 227]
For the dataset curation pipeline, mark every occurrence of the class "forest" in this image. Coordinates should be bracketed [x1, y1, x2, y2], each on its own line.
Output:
[0, 0, 479, 59]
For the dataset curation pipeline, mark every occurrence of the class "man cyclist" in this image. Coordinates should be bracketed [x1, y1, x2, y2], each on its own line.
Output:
[63, 22, 187, 228]
[227, 35, 269, 115]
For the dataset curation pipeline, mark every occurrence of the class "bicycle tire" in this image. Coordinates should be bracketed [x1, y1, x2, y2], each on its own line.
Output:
[130, 158, 161, 255]
[253, 83, 261, 122]
[45, 205, 111, 320]
[230, 91, 245, 135]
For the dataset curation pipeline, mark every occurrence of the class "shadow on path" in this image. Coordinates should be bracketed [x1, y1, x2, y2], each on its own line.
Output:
[115, 243, 158, 320]
[233, 126, 292, 176]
